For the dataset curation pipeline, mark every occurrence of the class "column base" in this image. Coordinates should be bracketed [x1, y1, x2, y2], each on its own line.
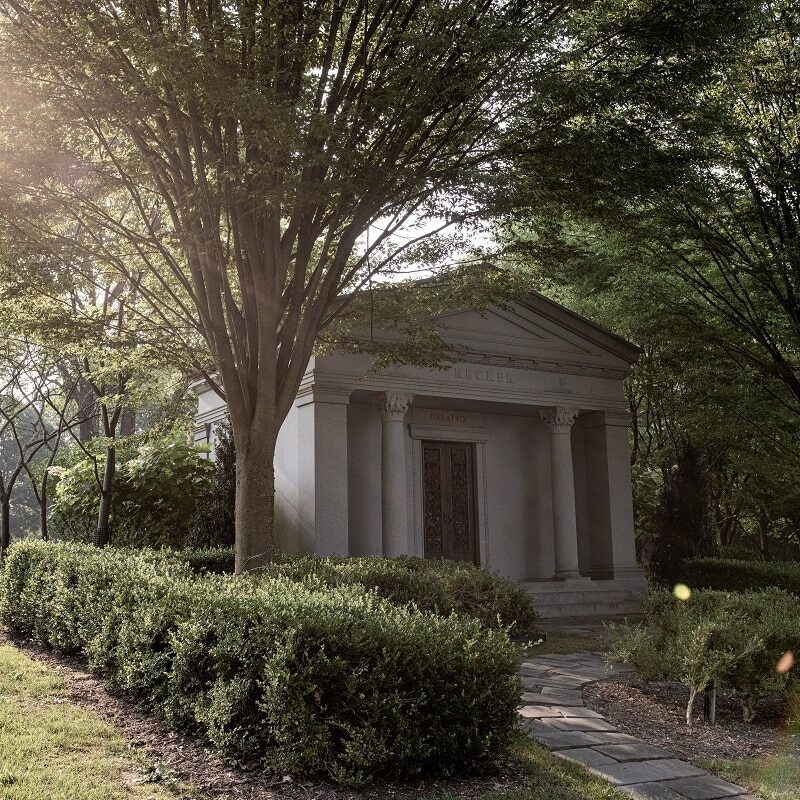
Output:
[613, 565, 648, 591]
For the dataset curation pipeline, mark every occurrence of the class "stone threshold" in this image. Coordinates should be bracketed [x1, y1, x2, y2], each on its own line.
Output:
[519, 652, 756, 800]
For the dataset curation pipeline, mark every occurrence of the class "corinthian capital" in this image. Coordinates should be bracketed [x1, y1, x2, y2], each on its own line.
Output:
[540, 406, 578, 433]
[378, 392, 413, 422]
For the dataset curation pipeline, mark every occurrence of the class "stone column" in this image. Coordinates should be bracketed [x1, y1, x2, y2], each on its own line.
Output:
[584, 411, 646, 587]
[540, 406, 581, 580]
[296, 387, 351, 556]
[378, 392, 413, 557]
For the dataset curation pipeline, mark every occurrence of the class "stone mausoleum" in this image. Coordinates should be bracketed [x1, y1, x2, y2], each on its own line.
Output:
[194, 291, 647, 617]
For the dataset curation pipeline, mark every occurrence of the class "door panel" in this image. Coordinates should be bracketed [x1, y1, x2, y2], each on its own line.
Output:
[422, 441, 478, 563]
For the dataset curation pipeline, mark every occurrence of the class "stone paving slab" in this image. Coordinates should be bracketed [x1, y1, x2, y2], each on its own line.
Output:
[594, 743, 674, 762]
[659, 776, 751, 799]
[590, 759, 707, 786]
[518, 652, 751, 800]
[554, 747, 618, 767]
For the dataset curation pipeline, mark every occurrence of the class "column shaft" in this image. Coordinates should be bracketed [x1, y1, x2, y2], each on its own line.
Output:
[379, 393, 412, 557]
[540, 407, 581, 579]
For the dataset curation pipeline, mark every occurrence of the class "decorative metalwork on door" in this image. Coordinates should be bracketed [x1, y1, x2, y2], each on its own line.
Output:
[421, 441, 477, 563]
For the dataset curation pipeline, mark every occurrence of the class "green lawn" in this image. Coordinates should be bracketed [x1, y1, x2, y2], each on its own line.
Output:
[0, 643, 197, 800]
[698, 753, 800, 800]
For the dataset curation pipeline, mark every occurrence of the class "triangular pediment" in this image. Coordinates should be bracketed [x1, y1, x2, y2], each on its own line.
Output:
[430, 294, 638, 373]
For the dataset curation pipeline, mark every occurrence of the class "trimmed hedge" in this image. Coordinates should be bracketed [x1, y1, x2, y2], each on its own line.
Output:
[681, 557, 800, 595]
[172, 549, 538, 638]
[0, 542, 521, 785]
[607, 589, 800, 725]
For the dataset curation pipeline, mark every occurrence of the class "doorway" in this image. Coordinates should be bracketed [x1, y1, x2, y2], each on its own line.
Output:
[421, 441, 478, 563]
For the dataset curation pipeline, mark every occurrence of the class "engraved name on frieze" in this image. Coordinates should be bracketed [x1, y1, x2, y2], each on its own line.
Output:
[418, 410, 484, 428]
[452, 366, 513, 385]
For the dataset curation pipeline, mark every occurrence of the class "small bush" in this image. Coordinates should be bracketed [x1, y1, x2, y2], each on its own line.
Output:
[607, 588, 800, 725]
[681, 557, 800, 595]
[187, 421, 236, 549]
[1, 541, 521, 785]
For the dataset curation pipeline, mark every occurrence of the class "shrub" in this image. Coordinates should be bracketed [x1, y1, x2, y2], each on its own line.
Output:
[1, 541, 521, 785]
[607, 588, 800, 725]
[681, 557, 800, 595]
[170, 550, 539, 637]
[174, 547, 235, 574]
[51, 430, 214, 548]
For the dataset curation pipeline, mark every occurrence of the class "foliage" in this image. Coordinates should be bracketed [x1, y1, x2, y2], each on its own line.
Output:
[174, 547, 235, 575]
[0, 541, 522, 785]
[186, 421, 235, 550]
[51, 430, 213, 548]
[171, 549, 539, 638]
[503, 0, 800, 567]
[0, 0, 584, 570]
[607, 589, 800, 724]
[681, 558, 800, 596]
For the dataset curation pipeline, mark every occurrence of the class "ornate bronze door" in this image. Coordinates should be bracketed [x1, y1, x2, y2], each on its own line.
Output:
[422, 441, 478, 563]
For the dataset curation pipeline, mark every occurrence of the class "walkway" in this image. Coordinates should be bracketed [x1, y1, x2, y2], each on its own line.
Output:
[519, 652, 755, 800]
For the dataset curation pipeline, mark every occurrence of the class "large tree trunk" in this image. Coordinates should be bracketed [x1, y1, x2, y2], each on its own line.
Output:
[93, 445, 115, 547]
[0, 496, 9, 558]
[233, 424, 278, 574]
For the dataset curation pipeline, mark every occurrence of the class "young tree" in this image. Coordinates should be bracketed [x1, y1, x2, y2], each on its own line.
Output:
[0, 338, 80, 553]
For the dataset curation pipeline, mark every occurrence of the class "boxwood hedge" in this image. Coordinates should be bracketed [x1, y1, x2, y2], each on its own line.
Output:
[172, 548, 539, 638]
[680, 557, 800, 595]
[0, 542, 522, 785]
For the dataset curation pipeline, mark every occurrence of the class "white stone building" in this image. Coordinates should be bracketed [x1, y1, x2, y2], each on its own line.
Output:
[194, 291, 647, 617]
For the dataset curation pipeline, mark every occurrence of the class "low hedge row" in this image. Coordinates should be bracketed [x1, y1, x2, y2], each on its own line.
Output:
[172, 548, 539, 638]
[0, 542, 522, 785]
[681, 557, 800, 595]
[608, 589, 800, 725]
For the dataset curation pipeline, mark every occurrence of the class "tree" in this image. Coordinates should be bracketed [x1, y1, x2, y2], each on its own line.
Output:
[0, 0, 577, 572]
[0, 0, 756, 571]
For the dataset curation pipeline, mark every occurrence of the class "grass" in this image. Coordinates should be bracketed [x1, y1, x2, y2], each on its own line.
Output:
[698, 752, 800, 800]
[524, 630, 608, 656]
[424, 736, 625, 800]
[0, 643, 198, 800]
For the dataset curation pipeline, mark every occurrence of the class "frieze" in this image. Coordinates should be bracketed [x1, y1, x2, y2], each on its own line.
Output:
[451, 366, 513, 385]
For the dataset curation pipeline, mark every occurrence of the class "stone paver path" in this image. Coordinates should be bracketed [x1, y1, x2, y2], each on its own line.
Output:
[519, 653, 756, 800]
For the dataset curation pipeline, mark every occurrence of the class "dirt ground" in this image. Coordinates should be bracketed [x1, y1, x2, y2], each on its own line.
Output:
[583, 672, 800, 764]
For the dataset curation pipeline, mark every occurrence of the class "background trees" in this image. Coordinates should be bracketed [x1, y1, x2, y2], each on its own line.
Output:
[505, 0, 800, 570]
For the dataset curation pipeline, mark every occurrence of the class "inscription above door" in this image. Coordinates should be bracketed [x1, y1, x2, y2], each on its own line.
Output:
[422, 441, 478, 564]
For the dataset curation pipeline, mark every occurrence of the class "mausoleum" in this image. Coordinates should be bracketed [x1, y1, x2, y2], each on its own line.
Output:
[194, 291, 647, 617]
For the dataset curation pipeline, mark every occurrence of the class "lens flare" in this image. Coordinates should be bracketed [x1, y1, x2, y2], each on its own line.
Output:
[776, 651, 795, 674]
[673, 583, 691, 601]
